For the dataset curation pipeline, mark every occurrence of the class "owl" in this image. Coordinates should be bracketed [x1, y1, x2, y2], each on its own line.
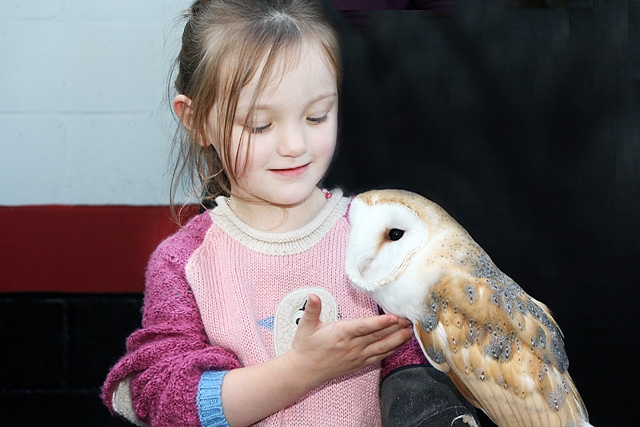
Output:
[345, 189, 593, 427]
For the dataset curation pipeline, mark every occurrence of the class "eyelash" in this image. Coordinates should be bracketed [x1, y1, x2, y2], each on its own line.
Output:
[307, 114, 329, 125]
[250, 124, 270, 134]
[247, 115, 329, 134]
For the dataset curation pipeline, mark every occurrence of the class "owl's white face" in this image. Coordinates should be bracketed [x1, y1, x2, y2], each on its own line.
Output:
[345, 196, 429, 292]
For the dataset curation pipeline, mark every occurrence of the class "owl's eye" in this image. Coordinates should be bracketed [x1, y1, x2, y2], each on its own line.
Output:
[388, 228, 405, 241]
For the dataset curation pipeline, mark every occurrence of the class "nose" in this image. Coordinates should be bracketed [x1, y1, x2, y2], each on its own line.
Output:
[276, 122, 307, 157]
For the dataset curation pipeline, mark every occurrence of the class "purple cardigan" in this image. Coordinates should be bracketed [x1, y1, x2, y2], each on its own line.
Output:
[102, 210, 427, 426]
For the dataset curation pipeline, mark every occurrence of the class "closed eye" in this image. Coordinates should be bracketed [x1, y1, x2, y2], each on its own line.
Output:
[248, 123, 271, 134]
[307, 114, 328, 125]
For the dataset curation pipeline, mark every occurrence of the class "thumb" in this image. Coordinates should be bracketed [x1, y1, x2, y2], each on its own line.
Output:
[297, 293, 322, 330]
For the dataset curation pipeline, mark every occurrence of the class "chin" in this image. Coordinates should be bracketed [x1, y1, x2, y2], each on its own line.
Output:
[270, 185, 319, 207]
[272, 192, 313, 207]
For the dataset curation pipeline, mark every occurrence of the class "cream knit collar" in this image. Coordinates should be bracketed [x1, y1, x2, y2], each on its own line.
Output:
[209, 188, 349, 255]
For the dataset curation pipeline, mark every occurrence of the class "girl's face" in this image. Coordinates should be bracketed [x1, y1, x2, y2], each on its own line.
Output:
[217, 42, 338, 207]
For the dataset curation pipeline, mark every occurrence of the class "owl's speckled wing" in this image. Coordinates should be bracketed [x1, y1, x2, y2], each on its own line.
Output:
[413, 255, 589, 427]
[345, 189, 593, 427]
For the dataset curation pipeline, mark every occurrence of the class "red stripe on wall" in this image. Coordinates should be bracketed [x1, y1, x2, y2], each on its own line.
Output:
[0, 205, 199, 293]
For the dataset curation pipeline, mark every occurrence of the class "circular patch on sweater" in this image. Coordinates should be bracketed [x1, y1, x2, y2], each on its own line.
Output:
[273, 287, 338, 356]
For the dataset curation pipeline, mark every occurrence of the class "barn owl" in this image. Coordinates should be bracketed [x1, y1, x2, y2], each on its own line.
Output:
[345, 189, 593, 427]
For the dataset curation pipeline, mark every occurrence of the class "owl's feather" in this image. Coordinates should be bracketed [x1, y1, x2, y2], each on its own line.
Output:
[345, 189, 593, 427]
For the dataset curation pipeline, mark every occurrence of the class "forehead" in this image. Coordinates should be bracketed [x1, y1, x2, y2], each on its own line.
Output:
[238, 40, 337, 108]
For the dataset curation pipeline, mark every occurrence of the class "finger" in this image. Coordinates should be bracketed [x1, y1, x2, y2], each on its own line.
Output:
[346, 314, 407, 339]
[367, 321, 412, 346]
[297, 293, 322, 330]
[372, 322, 414, 348]
[363, 325, 414, 363]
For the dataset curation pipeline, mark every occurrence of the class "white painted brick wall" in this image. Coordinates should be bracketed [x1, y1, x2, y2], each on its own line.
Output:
[0, 0, 192, 205]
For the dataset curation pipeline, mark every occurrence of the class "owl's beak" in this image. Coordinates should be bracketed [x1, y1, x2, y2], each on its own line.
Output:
[358, 258, 372, 278]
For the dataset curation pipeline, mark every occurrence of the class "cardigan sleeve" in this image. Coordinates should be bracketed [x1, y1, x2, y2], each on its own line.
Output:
[381, 335, 429, 378]
[101, 213, 242, 427]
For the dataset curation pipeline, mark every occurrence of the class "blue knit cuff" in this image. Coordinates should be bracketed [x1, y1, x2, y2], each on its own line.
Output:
[197, 370, 230, 427]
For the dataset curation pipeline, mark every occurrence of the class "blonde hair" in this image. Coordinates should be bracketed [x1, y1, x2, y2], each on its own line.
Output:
[170, 0, 341, 216]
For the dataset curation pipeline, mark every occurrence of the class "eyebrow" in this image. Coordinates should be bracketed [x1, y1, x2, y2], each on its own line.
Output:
[241, 92, 337, 113]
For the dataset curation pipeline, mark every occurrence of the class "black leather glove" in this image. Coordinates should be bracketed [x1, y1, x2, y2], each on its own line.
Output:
[380, 365, 481, 427]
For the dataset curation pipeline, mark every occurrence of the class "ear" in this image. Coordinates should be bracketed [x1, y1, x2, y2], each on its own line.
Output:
[173, 94, 211, 147]
[173, 94, 192, 127]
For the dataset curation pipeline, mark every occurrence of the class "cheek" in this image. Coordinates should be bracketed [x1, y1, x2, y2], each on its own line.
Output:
[314, 124, 337, 160]
[229, 127, 253, 177]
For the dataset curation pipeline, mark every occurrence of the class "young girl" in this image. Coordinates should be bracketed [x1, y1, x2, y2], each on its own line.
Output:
[102, 1, 479, 426]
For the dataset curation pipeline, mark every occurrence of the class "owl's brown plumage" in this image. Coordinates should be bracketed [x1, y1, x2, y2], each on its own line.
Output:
[345, 189, 592, 427]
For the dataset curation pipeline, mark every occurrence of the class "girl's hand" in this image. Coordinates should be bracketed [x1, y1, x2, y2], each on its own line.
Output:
[285, 293, 414, 389]
[220, 294, 413, 426]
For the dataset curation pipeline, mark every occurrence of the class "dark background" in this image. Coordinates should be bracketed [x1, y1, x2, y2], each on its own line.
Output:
[325, 0, 638, 426]
[1, 0, 637, 426]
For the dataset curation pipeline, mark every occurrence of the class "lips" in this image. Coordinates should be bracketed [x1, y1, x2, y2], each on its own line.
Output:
[270, 163, 310, 177]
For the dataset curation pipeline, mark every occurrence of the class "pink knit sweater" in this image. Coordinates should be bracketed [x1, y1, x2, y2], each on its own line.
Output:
[102, 189, 427, 427]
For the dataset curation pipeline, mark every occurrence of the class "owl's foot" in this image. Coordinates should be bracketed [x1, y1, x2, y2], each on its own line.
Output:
[451, 414, 480, 427]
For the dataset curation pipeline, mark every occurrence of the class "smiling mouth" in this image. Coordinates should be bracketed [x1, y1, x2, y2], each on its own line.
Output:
[271, 163, 310, 177]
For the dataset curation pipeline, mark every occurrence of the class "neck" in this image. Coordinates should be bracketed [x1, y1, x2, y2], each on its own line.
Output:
[227, 187, 328, 232]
